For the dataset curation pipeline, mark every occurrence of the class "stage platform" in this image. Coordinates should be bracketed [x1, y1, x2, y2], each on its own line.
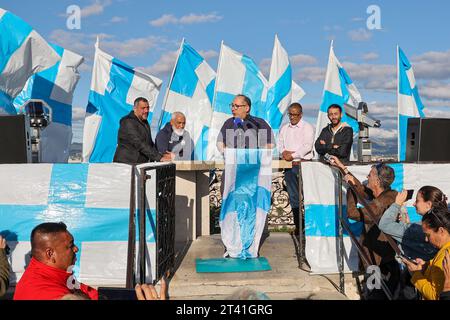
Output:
[169, 233, 360, 300]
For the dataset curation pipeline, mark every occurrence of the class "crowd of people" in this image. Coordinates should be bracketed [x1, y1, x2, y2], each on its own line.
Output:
[1, 95, 449, 300]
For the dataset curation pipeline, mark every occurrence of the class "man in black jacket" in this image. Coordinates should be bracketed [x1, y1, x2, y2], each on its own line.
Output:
[314, 104, 353, 162]
[113, 97, 173, 164]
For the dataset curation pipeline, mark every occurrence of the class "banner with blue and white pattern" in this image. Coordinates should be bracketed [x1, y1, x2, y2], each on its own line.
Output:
[0, 163, 158, 286]
[266, 35, 305, 134]
[13, 43, 84, 163]
[83, 40, 162, 163]
[220, 148, 272, 258]
[397, 46, 426, 162]
[302, 162, 450, 274]
[159, 39, 216, 160]
[0, 8, 60, 114]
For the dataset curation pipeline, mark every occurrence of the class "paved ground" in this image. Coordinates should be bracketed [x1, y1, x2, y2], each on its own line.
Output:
[169, 233, 361, 300]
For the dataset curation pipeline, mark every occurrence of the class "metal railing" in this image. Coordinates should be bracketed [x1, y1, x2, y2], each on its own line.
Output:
[125, 163, 176, 288]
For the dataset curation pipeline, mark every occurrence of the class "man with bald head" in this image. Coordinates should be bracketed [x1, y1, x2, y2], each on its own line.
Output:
[14, 222, 98, 300]
[156, 111, 194, 160]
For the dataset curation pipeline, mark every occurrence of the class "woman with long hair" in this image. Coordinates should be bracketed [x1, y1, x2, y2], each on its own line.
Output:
[379, 186, 447, 260]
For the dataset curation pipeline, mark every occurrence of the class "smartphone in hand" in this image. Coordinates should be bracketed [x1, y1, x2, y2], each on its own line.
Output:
[400, 254, 418, 265]
[406, 190, 414, 201]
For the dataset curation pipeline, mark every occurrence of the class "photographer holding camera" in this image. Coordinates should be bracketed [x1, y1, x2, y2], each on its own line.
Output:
[328, 155, 399, 299]
[0, 235, 10, 298]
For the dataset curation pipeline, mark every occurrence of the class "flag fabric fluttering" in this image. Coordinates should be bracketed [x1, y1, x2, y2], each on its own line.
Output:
[158, 39, 216, 160]
[83, 40, 162, 163]
[13, 44, 84, 163]
[314, 42, 361, 159]
[0, 8, 60, 114]
[207, 42, 268, 160]
[397, 46, 426, 162]
[266, 35, 305, 133]
[220, 148, 272, 259]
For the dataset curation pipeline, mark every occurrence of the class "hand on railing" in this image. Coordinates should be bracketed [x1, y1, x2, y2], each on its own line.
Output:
[135, 277, 168, 300]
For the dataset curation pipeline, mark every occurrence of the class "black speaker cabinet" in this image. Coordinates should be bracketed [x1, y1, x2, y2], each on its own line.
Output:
[405, 118, 450, 162]
[0, 115, 32, 163]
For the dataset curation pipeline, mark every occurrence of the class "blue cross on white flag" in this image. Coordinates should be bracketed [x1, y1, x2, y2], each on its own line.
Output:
[314, 41, 361, 159]
[83, 40, 162, 163]
[266, 35, 305, 133]
[220, 148, 272, 259]
[159, 39, 216, 160]
[397, 46, 426, 162]
[0, 8, 60, 114]
[13, 44, 84, 163]
[207, 42, 268, 160]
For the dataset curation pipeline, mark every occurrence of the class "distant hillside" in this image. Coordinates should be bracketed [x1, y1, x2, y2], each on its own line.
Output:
[70, 143, 82, 162]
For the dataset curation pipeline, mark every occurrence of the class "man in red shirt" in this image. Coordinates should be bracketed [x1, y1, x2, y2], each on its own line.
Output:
[14, 222, 98, 300]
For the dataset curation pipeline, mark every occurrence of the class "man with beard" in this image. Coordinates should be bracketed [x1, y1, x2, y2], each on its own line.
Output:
[314, 104, 353, 162]
[155, 112, 194, 160]
[14, 222, 98, 300]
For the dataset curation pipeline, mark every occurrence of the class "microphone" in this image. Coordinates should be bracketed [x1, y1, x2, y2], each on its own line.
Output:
[233, 117, 244, 129]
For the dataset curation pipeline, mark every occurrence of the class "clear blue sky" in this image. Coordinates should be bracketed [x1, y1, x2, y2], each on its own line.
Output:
[2, 0, 450, 155]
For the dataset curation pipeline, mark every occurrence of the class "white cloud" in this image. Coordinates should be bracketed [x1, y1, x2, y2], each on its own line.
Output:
[179, 13, 222, 24]
[348, 28, 372, 42]
[101, 36, 163, 58]
[424, 107, 450, 118]
[70, 0, 112, 18]
[290, 54, 318, 66]
[149, 14, 178, 27]
[141, 51, 178, 77]
[49, 29, 166, 60]
[420, 81, 450, 100]
[110, 16, 128, 23]
[362, 52, 379, 61]
[295, 66, 326, 82]
[150, 12, 222, 27]
[198, 50, 218, 60]
[411, 50, 450, 80]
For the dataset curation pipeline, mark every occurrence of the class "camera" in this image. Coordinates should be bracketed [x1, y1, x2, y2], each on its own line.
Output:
[323, 153, 333, 163]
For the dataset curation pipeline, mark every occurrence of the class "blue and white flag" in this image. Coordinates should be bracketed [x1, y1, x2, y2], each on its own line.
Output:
[83, 40, 162, 163]
[266, 35, 305, 133]
[397, 46, 426, 162]
[0, 162, 159, 285]
[314, 42, 361, 159]
[207, 42, 268, 160]
[0, 8, 60, 114]
[159, 39, 216, 160]
[13, 44, 84, 163]
[302, 161, 450, 273]
[220, 148, 272, 258]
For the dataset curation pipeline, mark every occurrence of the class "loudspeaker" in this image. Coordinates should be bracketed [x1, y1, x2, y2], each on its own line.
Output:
[0, 115, 32, 164]
[405, 118, 450, 162]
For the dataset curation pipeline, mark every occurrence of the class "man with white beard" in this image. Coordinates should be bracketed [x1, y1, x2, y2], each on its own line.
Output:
[156, 112, 194, 160]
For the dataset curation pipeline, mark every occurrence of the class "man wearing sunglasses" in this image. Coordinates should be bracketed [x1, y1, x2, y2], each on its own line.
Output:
[278, 103, 314, 237]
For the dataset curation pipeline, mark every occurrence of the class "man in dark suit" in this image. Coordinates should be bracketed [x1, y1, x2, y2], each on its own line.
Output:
[113, 97, 172, 164]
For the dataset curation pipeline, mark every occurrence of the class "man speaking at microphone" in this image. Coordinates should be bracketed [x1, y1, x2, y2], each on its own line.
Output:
[216, 94, 274, 152]
[216, 94, 274, 259]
